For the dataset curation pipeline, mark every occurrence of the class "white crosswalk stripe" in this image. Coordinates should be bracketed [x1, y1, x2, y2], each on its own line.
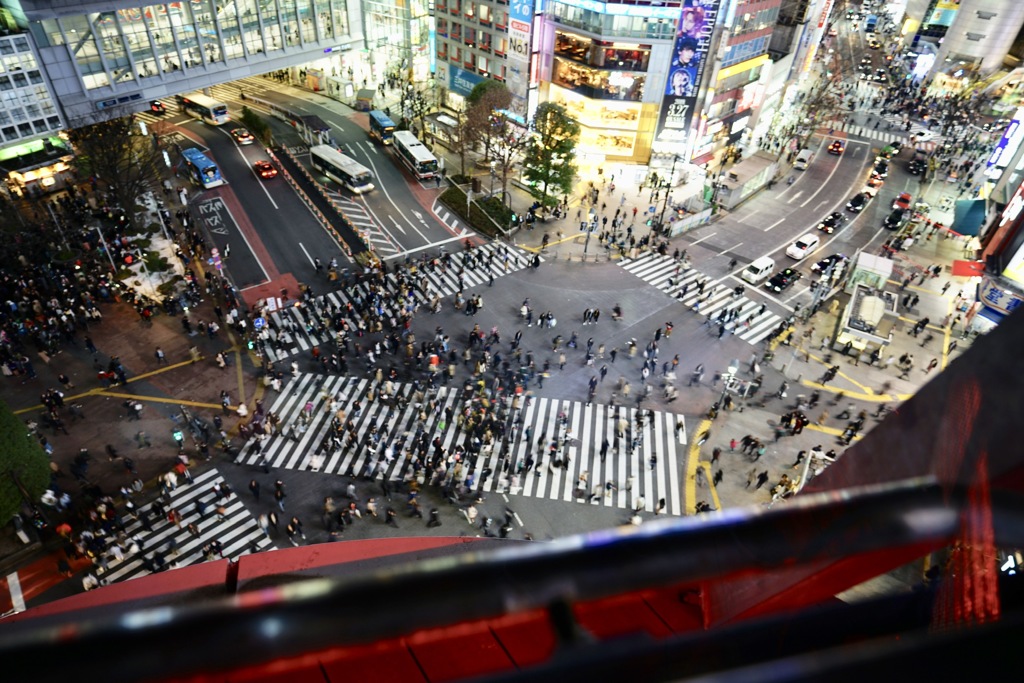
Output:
[619, 252, 785, 345]
[257, 242, 538, 362]
[239, 373, 686, 515]
[96, 467, 274, 585]
[833, 117, 944, 152]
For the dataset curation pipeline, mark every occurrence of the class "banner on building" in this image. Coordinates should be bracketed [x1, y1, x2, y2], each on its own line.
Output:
[449, 65, 484, 98]
[506, 0, 534, 121]
[654, 0, 722, 150]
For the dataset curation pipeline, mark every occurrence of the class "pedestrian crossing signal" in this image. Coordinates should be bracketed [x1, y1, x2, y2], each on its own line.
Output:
[246, 339, 255, 350]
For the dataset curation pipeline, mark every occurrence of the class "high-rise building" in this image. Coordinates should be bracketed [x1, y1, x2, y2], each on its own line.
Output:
[0, 0, 365, 129]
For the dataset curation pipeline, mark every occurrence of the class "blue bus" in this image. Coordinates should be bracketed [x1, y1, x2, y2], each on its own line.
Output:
[181, 147, 225, 189]
[368, 110, 396, 145]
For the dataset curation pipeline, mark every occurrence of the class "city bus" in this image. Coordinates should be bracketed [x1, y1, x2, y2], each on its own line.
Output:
[368, 110, 396, 145]
[176, 92, 230, 125]
[180, 147, 225, 188]
[392, 130, 439, 180]
[309, 144, 375, 194]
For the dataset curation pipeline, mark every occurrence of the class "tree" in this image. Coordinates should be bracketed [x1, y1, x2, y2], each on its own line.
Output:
[466, 81, 512, 162]
[239, 106, 273, 146]
[448, 108, 480, 178]
[522, 103, 580, 210]
[491, 117, 530, 204]
[0, 400, 51, 527]
[66, 109, 166, 231]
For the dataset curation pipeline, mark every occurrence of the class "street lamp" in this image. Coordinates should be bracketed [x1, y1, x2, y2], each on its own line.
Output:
[718, 358, 739, 409]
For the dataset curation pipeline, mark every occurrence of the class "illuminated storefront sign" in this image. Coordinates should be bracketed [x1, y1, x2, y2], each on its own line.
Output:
[987, 107, 1024, 170]
[654, 0, 722, 148]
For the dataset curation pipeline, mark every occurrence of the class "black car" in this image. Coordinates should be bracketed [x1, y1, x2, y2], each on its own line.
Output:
[883, 208, 907, 230]
[149, 100, 166, 114]
[765, 268, 803, 293]
[811, 254, 847, 273]
[817, 211, 846, 234]
[847, 192, 871, 213]
[871, 160, 889, 179]
[907, 159, 926, 175]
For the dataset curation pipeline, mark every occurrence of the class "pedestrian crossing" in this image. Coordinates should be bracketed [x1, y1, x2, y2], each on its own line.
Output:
[258, 241, 537, 362]
[135, 77, 278, 127]
[619, 253, 786, 345]
[239, 373, 686, 515]
[830, 116, 943, 152]
[96, 467, 274, 585]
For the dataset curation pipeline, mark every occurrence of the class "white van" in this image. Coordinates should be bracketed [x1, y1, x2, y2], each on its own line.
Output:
[741, 256, 776, 285]
[794, 149, 813, 170]
[786, 233, 821, 260]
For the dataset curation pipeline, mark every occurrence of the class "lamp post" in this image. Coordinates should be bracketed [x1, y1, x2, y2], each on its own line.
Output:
[718, 358, 739, 408]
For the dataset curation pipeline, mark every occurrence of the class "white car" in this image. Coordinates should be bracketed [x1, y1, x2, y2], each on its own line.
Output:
[785, 233, 821, 260]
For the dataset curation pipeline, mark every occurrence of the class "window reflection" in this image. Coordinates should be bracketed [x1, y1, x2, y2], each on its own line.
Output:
[554, 31, 650, 71]
[552, 57, 644, 101]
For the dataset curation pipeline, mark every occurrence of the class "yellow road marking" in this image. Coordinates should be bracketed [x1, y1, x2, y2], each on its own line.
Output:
[91, 391, 225, 410]
[686, 418, 713, 514]
[700, 461, 722, 510]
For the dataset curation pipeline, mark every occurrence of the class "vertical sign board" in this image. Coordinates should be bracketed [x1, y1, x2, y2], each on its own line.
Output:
[654, 0, 723, 152]
[507, 0, 533, 121]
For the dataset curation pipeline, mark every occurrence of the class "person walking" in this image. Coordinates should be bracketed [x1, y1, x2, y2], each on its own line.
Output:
[249, 479, 260, 500]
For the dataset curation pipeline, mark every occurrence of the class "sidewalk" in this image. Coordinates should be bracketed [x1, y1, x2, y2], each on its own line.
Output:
[689, 224, 979, 513]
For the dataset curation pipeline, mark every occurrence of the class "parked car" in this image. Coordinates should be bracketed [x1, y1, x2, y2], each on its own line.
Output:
[847, 192, 870, 212]
[893, 192, 912, 210]
[883, 208, 907, 230]
[811, 253, 848, 273]
[765, 268, 803, 293]
[786, 233, 821, 260]
[817, 212, 846, 234]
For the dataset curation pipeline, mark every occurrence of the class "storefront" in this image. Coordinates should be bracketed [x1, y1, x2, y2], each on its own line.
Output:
[0, 136, 74, 198]
[547, 83, 655, 165]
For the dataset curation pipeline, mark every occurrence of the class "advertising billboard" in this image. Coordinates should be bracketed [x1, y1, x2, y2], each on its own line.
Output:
[654, 0, 722, 149]
[507, 0, 534, 121]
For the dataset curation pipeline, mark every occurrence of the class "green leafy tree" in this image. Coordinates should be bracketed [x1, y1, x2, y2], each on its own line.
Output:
[522, 103, 579, 209]
[66, 109, 165, 231]
[239, 106, 273, 145]
[0, 400, 51, 526]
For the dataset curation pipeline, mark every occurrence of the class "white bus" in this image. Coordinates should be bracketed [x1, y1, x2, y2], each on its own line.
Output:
[176, 92, 230, 125]
[392, 130, 439, 180]
[309, 144, 375, 194]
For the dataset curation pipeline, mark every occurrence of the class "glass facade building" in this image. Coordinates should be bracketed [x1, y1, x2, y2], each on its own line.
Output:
[0, 30, 63, 145]
[2, 0, 362, 126]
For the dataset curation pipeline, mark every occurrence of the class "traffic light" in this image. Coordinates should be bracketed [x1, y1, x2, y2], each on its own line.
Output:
[124, 253, 134, 265]
[511, 213, 519, 225]
[172, 429, 184, 446]
[646, 217, 653, 226]
[247, 339, 255, 350]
